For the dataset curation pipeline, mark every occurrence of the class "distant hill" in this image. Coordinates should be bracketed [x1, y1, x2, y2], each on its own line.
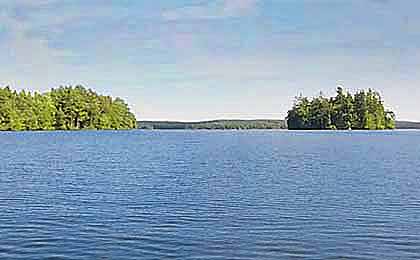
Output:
[395, 121, 420, 129]
[138, 120, 286, 130]
[138, 119, 420, 130]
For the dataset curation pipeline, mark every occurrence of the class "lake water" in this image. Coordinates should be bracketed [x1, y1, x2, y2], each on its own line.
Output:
[0, 130, 420, 259]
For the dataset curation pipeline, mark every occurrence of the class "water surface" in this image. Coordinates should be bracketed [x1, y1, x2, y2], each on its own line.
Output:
[1, 130, 420, 259]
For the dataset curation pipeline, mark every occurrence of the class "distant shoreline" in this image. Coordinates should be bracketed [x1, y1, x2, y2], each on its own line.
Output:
[137, 119, 286, 130]
[137, 120, 420, 130]
[1, 119, 418, 132]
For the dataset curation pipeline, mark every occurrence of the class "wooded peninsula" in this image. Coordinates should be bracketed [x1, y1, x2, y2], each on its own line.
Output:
[0, 86, 137, 130]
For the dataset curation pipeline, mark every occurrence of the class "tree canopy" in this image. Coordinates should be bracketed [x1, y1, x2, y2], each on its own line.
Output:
[0, 86, 137, 131]
[287, 87, 395, 130]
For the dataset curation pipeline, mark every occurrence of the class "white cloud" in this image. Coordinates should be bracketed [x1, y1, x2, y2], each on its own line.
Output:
[0, 0, 59, 7]
[162, 0, 259, 21]
[0, 11, 71, 89]
[222, 0, 259, 15]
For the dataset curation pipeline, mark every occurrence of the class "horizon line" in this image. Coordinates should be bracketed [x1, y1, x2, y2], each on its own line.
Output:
[138, 118, 420, 123]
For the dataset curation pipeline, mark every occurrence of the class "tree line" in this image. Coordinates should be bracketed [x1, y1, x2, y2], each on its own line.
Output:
[138, 120, 286, 130]
[287, 87, 395, 130]
[0, 86, 137, 131]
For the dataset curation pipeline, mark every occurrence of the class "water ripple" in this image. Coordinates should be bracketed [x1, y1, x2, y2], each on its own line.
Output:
[0, 130, 420, 259]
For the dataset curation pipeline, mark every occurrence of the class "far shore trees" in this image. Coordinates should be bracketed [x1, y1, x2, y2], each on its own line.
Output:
[287, 87, 395, 130]
[0, 86, 137, 131]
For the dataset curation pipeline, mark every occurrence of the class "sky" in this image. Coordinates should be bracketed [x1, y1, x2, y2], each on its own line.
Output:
[0, 0, 419, 121]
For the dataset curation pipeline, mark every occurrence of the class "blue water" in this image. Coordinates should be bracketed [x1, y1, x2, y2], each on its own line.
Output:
[0, 130, 420, 259]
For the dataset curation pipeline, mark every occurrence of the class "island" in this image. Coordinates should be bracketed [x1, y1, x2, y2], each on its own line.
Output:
[287, 87, 396, 130]
[0, 86, 137, 131]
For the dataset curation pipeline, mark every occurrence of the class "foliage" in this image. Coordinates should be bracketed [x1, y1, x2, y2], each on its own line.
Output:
[0, 86, 136, 131]
[287, 87, 395, 130]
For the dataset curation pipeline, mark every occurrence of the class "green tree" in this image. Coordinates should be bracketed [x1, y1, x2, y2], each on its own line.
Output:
[287, 95, 311, 129]
[331, 87, 353, 129]
[287, 87, 395, 130]
[34, 93, 56, 130]
[0, 85, 137, 131]
[385, 111, 396, 129]
[308, 94, 332, 129]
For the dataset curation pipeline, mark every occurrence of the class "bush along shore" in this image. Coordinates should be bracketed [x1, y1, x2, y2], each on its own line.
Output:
[0, 86, 137, 131]
[287, 87, 395, 130]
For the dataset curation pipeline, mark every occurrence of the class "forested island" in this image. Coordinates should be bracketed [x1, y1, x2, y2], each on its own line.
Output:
[0, 86, 137, 131]
[287, 87, 395, 130]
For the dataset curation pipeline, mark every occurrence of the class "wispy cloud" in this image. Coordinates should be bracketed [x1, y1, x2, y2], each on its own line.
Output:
[0, 0, 420, 121]
[0, 10, 72, 89]
[162, 0, 259, 21]
[2, 0, 58, 6]
[223, 0, 259, 15]
[1, 0, 59, 8]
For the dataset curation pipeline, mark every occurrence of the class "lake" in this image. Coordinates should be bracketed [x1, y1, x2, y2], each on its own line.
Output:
[0, 130, 419, 259]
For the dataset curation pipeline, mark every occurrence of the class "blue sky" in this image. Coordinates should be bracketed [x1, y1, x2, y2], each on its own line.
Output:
[1, 0, 419, 121]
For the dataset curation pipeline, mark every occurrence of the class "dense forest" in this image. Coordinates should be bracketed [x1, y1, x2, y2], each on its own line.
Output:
[0, 86, 137, 131]
[287, 87, 395, 130]
[138, 120, 286, 130]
